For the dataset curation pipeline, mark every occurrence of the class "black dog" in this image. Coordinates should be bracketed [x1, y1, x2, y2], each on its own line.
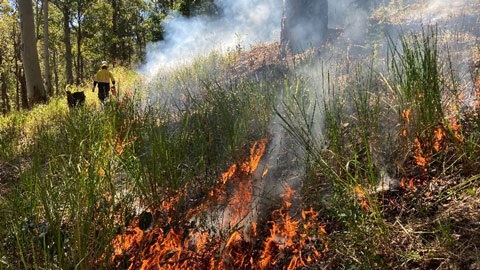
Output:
[66, 91, 86, 108]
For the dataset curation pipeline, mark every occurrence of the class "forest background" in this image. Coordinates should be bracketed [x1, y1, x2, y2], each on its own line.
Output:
[0, 0, 216, 112]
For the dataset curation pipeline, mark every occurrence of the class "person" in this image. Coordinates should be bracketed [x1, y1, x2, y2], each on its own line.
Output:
[93, 61, 115, 103]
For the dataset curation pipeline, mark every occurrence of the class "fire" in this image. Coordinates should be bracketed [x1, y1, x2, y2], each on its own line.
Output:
[354, 184, 370, 211]
[258, 186, 327, 270]
[432, 125, 446, 152]
[414, 137, 429, 168]
[402, 109, 411, 124]
[449, 117, 463, 142]
[221, 164, 237, 184]
[400, 178, 418, 192]
[110, 139, 328, 269]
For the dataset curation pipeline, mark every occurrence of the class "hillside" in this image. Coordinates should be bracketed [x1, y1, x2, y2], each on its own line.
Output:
[1, 1, 480, 269]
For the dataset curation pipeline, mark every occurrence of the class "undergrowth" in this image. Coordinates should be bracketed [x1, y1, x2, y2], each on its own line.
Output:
[279, 27, 480, 269]
[0, 25, 479, 270]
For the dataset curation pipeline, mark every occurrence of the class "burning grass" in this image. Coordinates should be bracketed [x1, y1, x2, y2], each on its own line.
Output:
[1, 2, 480, 269]
[111, 139, 329, 269]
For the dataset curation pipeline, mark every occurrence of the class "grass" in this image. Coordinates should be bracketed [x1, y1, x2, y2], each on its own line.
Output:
[0, 19, 479, 270]
[0, 51, 276, 269]
[278, 26, 480, 269]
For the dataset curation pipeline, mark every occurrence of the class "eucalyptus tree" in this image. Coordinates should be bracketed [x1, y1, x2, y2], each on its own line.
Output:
[18, 0, 47, 106]
[43, 0, 52, 95]
[51, 0, 74, 85]
[73, 0, 95, 83]
[112, 0, 149, 65]
[0, 0, 15, 113]
[280, 0, 328, 55]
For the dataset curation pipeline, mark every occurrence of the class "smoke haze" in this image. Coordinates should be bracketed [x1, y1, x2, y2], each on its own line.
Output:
[140, 0, 283, 80]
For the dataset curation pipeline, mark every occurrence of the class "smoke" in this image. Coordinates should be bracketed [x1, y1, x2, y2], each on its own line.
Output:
[139, 0, 282, 80]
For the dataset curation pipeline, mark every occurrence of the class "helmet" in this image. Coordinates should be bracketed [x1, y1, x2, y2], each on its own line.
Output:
[101, 61, 108, 67]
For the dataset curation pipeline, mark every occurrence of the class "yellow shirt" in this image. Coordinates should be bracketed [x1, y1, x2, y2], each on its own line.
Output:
[94, 69, 115, 84]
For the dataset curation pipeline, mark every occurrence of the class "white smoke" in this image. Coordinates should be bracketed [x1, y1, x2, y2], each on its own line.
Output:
[139, 0, 283, 80]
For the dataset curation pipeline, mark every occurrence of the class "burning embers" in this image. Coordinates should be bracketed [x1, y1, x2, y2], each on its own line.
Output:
[399, 107, 464, 194]
[110, 139, 328, 269]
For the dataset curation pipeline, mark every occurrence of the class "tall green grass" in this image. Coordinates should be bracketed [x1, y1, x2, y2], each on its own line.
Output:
[0, 53, 277, 268]
[277, 27, 477, 268]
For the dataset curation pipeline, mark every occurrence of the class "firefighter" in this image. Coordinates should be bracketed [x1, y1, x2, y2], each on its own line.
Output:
[93, 61, 115, 104]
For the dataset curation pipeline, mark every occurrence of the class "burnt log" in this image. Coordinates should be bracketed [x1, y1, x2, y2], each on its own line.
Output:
[280, 0, 328, 57]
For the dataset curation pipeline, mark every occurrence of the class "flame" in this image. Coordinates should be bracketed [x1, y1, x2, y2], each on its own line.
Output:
[449, 117, 463, 142]
[400, 178, 418, 192]
[414, 137, 429, 168]
[221, 164, 237, 184]
[224, 179, 253, 227]
[432, 125, 445, 152]
[110, 139, 328, 269]
[258, 186, 327, 270]
[112, 227, 144, 257]
[354, 184, 370, 211]
[402, 109, 411, 123]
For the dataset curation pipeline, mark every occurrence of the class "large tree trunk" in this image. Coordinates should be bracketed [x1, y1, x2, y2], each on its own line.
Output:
[13, 23, 28, 110]
[43, 0, 52, 96]
[18, 0, 47, 107]
[280, 0, 328, 56]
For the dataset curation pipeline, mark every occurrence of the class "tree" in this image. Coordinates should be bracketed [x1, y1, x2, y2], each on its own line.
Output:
[280, 0, 328, 56]
[0, 0, 14, 113]
[43, 0, 52, 96]
[18, 0, 47, 106]
[51, 0, 74, 85]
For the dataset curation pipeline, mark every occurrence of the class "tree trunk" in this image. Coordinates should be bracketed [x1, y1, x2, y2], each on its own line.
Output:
[0, 54, 11, 115]
[18, 0, 47, 107]
[13, 23, 26, 110]
[280, 0, 328, 55]
[62, 6, 74, 85]
[110, 0, 119, 62]
[53, 45, 59, 95]
[76, 22, 82, 84]
[1, 71, 10, 115]
[43, 0, 52, 96]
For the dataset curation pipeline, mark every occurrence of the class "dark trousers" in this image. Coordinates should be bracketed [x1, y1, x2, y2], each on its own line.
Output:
[97, 82, 110, 103]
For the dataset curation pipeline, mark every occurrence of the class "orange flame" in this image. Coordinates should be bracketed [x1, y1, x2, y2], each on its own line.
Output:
[400, 178, 418, 192]
[110, 139, 328, 269]
[402, 109, 411, 124]
[449, 118, 463, 143]
[432, 125, 445, 152]
[414, 137, 429, 168]
[354, 184, 370, 211]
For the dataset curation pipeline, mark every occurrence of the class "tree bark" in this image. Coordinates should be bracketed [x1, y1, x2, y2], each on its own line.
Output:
[43, 0, 52, 96]
[1, 71, 10, 115]
[0, 54, 11, 115]
[280, 0, 328, 55]
[53, 44, 59, 95]
[13, 23, 27, 110]
[18, 0, 47, 107]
